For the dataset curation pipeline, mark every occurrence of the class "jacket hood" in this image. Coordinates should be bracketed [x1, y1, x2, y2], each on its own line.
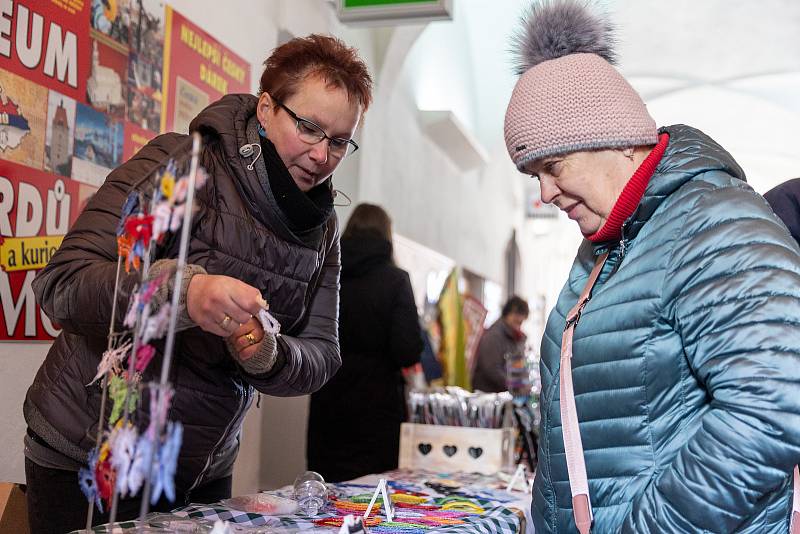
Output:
[617, 124, 746, 245]
[341, 235, 393, 278]
[189, 93, 255, 168]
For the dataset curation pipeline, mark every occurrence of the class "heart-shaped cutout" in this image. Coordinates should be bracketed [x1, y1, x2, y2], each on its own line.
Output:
[443, 445, 458, 457]
[418, 443, 432, 455]
[468, 447, 483, 459]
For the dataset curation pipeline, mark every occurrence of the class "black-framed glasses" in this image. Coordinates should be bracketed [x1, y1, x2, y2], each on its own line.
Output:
[272, 97, 359, 159]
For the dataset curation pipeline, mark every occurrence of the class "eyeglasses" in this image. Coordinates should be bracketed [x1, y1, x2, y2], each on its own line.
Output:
[271, 97, 359, 159]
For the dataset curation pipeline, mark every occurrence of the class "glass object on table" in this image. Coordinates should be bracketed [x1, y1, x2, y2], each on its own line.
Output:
[291, 471, 327, 516]
[220, 493, 298, 515]
[148, 513, 215, 532]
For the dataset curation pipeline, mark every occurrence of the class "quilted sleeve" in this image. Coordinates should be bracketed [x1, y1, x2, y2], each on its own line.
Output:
[622, 178, 800, 532]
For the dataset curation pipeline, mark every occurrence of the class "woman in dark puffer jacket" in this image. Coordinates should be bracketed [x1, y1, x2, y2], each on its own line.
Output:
[24, 34, 372, 533]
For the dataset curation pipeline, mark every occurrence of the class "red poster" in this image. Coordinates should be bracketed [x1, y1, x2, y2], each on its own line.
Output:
[0, 159, 85, 340]
[0, 1, 251, 342]
[0, 0, 91, 102]
[161, 6, 250, 134]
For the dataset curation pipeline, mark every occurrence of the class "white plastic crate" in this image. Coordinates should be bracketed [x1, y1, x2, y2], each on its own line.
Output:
[398, 423, 515, 475]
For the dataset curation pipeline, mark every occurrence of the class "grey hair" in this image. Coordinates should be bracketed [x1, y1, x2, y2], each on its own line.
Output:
[511, 0, 616, 75]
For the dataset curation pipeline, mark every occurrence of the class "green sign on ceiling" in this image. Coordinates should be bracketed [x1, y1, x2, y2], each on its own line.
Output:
[344, 0, 438, 6]
[337, 0, 453, 25]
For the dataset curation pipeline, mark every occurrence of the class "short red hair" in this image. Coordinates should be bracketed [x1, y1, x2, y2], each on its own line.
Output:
[259, 34, 373, 113]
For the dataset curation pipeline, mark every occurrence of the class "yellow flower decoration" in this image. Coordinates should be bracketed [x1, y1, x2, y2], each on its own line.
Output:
[160, 173, 175, 200]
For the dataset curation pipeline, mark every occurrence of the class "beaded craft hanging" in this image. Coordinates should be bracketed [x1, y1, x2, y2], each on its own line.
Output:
[80, 135, 207, 527]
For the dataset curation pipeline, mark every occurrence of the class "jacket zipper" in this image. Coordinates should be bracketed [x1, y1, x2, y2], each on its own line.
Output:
[187, 382, 250, 494]
[610, 222, 630, 276]
[619, 220, 630, 261]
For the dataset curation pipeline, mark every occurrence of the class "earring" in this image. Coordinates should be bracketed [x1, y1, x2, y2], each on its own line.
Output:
[333, 189, 352, 207]
[258, 124, 267, 137]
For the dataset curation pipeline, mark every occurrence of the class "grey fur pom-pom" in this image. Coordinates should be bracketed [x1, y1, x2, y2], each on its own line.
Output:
[511, 0, 616, 75]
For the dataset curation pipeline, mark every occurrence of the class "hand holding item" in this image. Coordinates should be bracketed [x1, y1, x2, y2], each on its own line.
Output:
[226, 307, 280, 376]
[229, 317, 266, 361]
[186, 274, 269, 337]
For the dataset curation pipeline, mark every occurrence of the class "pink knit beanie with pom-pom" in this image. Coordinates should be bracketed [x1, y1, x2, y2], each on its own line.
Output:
[504, 0, 657, 171]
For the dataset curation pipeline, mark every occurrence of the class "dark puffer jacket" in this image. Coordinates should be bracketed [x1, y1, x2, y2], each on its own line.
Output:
[765, 177, 800, 246]
[25, 94, 341, 494]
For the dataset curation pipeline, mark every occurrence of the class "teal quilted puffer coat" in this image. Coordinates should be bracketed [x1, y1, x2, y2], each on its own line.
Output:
[534, 124, 800, 533]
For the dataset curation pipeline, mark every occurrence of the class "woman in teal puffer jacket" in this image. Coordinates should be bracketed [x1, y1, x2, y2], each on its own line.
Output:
[503, 2, 800, 533]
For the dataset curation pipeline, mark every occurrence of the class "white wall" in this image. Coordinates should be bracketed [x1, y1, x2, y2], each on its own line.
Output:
[357, 21, 525, 285]
[0, 346, 46, 483]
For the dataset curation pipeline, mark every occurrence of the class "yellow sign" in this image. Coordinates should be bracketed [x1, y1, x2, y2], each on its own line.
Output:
[0, 236, 64, 272]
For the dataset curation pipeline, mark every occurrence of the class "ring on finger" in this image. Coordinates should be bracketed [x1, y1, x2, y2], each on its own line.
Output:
[244, 332, 257, 346]
[220, 314, 233, 330]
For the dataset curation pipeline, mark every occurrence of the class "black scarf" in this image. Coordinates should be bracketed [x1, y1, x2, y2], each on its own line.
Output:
[259, 135, 333, 233]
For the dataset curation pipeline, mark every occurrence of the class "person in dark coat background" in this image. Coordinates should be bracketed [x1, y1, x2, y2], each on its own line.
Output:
[764, 177, 800, 246]
[307, 203, 423, 482]
[471, 296, 529, 393]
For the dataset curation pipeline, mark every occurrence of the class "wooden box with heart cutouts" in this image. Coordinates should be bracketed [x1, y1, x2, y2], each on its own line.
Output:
[398, 423, 515, 475]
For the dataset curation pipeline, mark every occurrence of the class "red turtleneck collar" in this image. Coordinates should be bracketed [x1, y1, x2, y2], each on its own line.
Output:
[587, 133, 670, 243]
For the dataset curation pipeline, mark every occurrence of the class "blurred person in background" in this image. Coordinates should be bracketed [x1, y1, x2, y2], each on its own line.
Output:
[307, 203, 424, 482]
[471, 295, 529, 393]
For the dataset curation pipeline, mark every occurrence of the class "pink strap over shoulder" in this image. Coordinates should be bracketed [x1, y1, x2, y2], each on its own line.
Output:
[560, 252, 608, 534]
[791, 466, 800, 534]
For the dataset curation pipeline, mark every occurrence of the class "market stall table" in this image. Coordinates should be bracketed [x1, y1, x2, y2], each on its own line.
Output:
[77, 468, 534, 533]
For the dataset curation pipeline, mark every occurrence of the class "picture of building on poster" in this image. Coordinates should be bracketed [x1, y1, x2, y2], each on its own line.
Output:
[87, 38, 127, 119]
[128, 52, 161, 131]
[45, 90, 77, 178]
[0, 69, 46, 170]
[72, 102, 124, 188]
[89, 0, 164, 133]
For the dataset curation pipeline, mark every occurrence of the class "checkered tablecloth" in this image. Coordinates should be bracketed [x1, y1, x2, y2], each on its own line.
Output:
[171, 470, 527, 533]
[174, 503, 522, 533]
[84, 469, 529, 533]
